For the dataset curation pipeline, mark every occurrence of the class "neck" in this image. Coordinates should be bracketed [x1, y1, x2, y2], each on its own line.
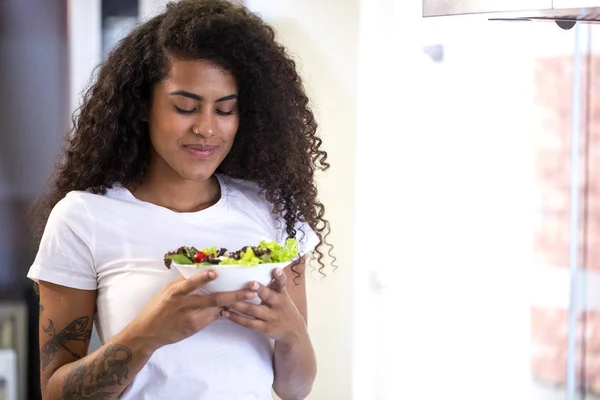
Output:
[130, 159, 220, 213]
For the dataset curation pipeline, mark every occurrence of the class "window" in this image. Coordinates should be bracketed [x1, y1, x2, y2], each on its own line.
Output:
[354, 1, 599, 398]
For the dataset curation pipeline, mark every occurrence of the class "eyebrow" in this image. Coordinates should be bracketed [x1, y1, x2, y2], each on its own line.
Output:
[169, 90, 238, 103]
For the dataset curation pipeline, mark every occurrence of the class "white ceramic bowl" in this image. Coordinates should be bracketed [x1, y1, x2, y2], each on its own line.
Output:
[173, 261, 291, 303]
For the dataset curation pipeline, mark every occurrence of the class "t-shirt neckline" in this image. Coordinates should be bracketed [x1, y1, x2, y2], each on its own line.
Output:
[111, 174, 228, 217]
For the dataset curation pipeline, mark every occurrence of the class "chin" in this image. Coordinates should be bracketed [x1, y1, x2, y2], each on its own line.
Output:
[167, 154, 226, 182]
[179, 167, 218, 182]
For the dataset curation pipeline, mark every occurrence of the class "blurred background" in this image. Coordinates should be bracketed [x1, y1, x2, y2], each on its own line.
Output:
[1, 0, 599, 399]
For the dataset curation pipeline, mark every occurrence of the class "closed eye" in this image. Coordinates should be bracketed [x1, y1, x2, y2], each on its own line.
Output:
[174, 106, 196, 115]
[175, 106, 235, 116]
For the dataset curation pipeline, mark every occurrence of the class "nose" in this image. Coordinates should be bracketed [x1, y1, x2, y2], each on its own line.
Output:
[193, 109, 216, 137]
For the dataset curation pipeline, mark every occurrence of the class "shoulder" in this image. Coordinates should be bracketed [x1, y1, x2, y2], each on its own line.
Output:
[218, 175, 285, 230]
[218, 175, 320, 254]
[52, 186, 127, 216]
[48, 189, 117, 231]
[50, 191, 93, 219]
[220, 174, 264, 195]
[219, 175, 272, 209]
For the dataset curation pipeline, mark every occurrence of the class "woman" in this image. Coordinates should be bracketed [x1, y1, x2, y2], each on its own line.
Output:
[27, 0, 333, 398]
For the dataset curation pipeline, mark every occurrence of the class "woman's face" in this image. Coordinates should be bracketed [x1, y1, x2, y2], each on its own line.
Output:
[147, 58, 239, 182]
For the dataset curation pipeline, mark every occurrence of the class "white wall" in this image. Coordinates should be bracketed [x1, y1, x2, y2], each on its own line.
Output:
[68, 0, 101, 115]
[139, 0, 166, 20]
[352, 2, 546, 398]
[352, 1, 396, 397]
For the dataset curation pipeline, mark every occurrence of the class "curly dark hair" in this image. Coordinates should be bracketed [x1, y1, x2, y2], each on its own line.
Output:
[31, 0, 335, 278]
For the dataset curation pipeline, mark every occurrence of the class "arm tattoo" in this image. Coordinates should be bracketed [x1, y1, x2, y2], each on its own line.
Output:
[62, 344, 133, 399]
[40, 317, 93, 372]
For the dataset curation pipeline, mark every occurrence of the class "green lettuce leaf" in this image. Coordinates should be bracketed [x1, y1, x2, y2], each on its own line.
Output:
[202, 247, 219, 257]
[165, 254, 194, 265]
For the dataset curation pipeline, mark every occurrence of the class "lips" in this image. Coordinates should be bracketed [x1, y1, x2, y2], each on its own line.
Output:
[184, 144, 219, 151]
[183, 144, 219, 159]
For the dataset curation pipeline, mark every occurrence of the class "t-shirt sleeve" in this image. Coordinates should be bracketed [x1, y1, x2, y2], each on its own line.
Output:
[27, 194, 97, 290]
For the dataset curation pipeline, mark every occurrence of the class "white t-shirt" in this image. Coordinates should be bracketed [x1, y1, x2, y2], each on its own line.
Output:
[27, 174, 319, 400]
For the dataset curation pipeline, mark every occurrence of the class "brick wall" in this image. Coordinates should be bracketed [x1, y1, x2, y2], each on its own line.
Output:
[532, 54, 600, 394]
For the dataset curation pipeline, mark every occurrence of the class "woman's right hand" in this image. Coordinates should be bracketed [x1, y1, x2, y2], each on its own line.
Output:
[129, 270, 257, 350]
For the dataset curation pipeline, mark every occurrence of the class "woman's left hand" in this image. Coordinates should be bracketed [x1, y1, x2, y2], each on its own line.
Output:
[224, 267, 307, 347]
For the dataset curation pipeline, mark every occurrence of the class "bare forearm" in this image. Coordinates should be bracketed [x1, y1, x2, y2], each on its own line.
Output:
[273, 329, 317, 400]
[44, 328, 157, 400]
